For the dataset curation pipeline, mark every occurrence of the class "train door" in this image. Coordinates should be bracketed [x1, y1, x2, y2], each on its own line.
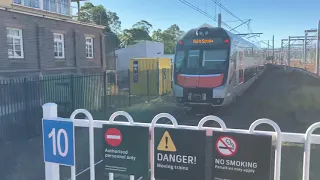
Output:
[238, 50, 245, 84]
[234, 49, 245, 96]
[235, 50, 241, 85]
[228, 46, 237, 87]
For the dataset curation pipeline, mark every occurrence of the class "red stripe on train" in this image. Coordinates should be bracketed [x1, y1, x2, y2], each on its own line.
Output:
[177, 75, 199, 87]
[177, 74, 224, 88]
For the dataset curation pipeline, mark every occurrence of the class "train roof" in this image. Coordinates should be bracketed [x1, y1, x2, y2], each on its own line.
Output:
[180, 24, 259, 49]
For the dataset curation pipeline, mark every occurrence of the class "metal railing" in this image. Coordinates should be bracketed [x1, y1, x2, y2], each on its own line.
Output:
[0, 69, 172, 142]
[43, 103, 320, 180]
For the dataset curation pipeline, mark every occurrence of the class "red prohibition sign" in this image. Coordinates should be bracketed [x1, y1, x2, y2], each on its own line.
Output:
[216, 136, 238, 157]
[105, 128, 122, 147]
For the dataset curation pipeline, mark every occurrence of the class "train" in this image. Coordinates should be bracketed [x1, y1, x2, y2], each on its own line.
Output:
[172, 24, 266, 108]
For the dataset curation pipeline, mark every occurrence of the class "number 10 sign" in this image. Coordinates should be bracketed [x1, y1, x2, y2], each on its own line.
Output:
[42, 118, 75, 166]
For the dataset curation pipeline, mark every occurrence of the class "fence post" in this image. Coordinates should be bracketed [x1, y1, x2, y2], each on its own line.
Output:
[128, 69, 131, 106]
[147, 70, 150, 102]
[197, 115, 228, 180]
[103, 71, 107, 112]
[70, 74, 75, 111]
[303, 122, 320, 180]
[249, 119, 282, 180]
[150, 113, 178, 180]
[24, 77, 30, 137]
[70, 109, 95, 180]
[42, 103, 60, 180]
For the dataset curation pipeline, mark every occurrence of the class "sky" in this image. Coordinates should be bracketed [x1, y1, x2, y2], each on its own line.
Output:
[77, 0, 320, 48]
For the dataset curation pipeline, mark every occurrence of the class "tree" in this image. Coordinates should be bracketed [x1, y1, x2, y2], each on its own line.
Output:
[152, 29, 163, 42]
[119, 28, 152, 47]
[151, 24, 184, 54]
[78, 2, 121, 34]
[119, 20, 153, 48]
[133, 20, 153, 33]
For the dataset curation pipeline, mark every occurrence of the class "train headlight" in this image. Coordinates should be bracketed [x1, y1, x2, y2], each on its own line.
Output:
[202, 93, 206, 100]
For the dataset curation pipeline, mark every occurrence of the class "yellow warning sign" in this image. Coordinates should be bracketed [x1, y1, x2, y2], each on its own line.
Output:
[157, 131, 176, 152]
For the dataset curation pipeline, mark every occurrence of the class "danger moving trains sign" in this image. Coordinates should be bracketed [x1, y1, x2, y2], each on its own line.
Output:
[212, 131, 272, 180]
[154, 128, 206, 180]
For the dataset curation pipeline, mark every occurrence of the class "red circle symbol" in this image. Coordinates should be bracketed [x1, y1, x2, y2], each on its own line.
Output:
[216, 136, 238, 157]
[105, 128, 122, 147]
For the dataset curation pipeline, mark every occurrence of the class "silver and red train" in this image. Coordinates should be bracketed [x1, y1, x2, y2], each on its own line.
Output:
[172, 24, 266, 107]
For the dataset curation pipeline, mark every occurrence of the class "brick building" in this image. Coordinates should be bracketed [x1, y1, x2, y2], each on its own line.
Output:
[0, 0, 107, 78]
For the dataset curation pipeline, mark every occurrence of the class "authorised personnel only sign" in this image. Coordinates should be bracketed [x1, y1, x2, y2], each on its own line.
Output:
[103, 124, 149, 178]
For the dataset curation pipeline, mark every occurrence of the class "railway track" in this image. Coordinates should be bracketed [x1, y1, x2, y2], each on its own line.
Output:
[159, 65, 272, 127]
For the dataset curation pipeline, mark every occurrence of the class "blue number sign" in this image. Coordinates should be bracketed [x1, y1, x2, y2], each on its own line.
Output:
[42, 118, 75, 166]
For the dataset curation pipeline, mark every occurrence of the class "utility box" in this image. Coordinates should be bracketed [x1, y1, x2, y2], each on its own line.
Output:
[129, 58, 172, 96]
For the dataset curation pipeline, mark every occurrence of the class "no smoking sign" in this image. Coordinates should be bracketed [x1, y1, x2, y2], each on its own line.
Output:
[212, 132, 273, 180]
[216, 136, 238, 156]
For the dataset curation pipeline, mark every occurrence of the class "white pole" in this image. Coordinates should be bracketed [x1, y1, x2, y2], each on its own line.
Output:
[316, 20, 320, 75]
[249, 119, 282, 180]
[150, 113, 178, 180]
[89, 113, 95, 180]
[42, 103, 60, 180]
[129, 175, 134, 180]
[109, 172, 114, 180]
[303, 122, 320, 180]
[70, 109, 95, 180]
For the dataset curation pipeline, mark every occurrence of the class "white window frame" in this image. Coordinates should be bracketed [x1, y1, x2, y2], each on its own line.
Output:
[13, 0, 40, 9]
[53, 33, 65, 59]
[12, 0, 71, 16]
[85, 36, 94, 59]
[7, 28, 24, 59]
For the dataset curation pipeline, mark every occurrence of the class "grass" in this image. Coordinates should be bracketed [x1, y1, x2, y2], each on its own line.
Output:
[285, 86, 320, 110]
[101, 96, 186, 123]
[260, 86, 320, 115]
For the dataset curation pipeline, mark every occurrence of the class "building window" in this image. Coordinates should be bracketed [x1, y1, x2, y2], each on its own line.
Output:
[43, 0, 57, 13]
[58, 0, 70, 16]
[13, 0, 39, 8]
[13, 0, 21, 4]
[53, 33, 65, 59]
[7, 28, 24, 59]
[86, 37, 94, 58]
[24, 0, 40, 8]
[13, 0, 70, 16]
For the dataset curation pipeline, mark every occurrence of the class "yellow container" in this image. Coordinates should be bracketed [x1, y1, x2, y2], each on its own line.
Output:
[129, 58, 172, 96]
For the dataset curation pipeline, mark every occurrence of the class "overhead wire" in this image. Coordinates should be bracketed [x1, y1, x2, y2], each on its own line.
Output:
[178, 0, 241, 34]
[211, 0, 260, 44]
[211, 0, 243, 23]
[179, 0, 262, 45]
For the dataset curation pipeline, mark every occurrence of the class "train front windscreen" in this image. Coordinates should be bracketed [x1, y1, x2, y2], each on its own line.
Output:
[174, 37, 231, 76]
